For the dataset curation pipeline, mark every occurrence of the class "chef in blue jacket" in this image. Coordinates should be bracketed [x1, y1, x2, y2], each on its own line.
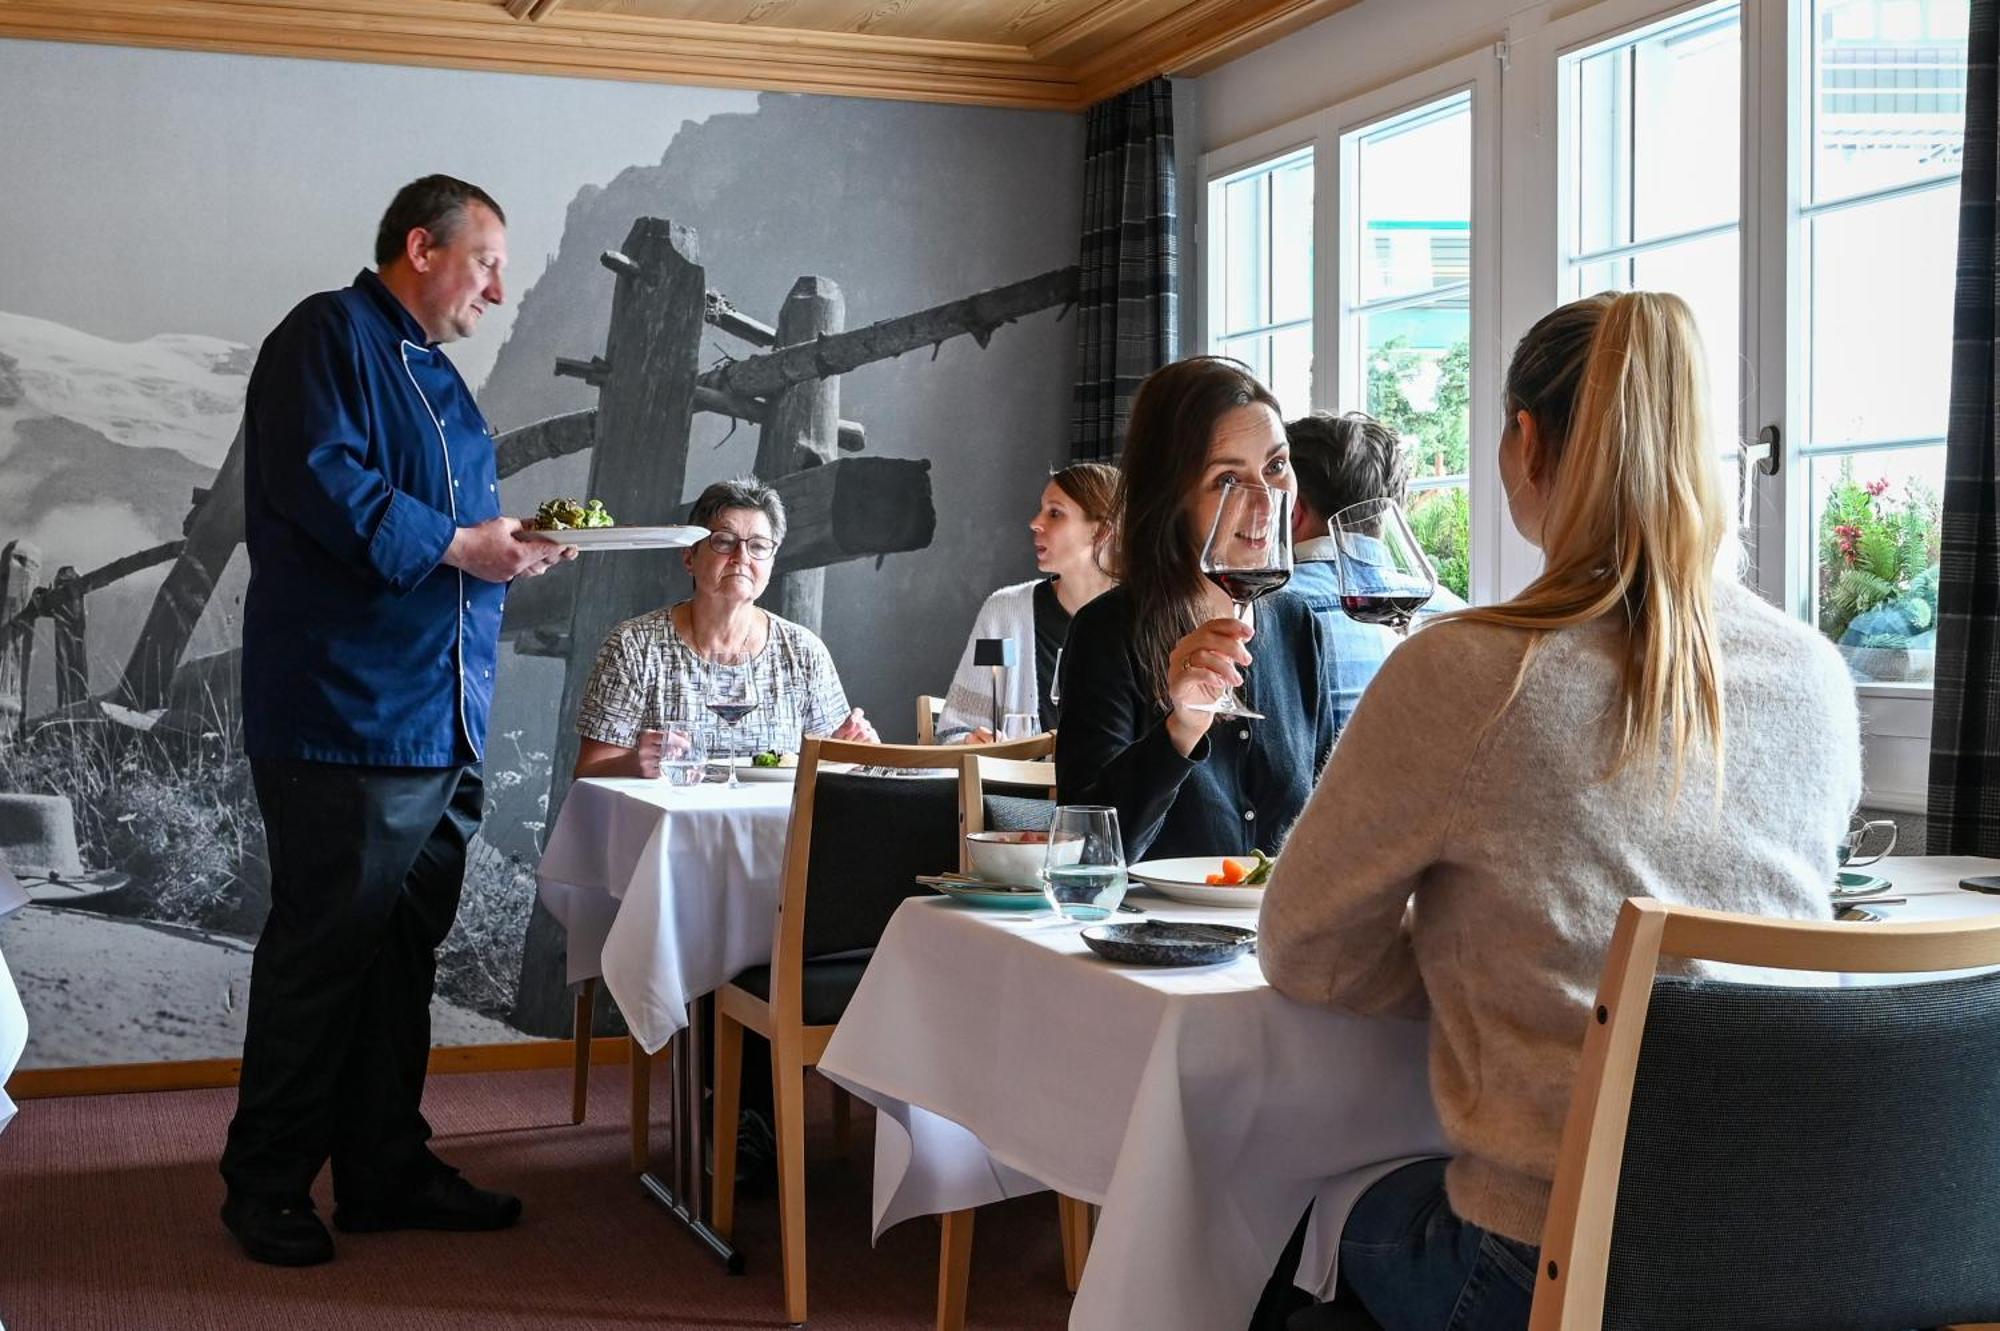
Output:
[220, 175, 571, 1268]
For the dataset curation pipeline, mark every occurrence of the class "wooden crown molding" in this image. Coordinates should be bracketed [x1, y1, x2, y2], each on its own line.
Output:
[0, 0, 1359, 110]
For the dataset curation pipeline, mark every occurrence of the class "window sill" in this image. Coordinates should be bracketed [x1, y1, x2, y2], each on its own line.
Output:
[1855, 681, 1933, 702]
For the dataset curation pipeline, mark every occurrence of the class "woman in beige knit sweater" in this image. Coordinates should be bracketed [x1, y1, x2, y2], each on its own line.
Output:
[1258, 292, 1861, 1331]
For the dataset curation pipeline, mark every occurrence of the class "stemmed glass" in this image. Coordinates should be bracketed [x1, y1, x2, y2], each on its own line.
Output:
[1193, 481, 1294, 720]
[704, 665, 759, 789]
[1331, 498, 1437, 637]
[1049, 648, 1064, 711]
[1041, 805, 1126, 922]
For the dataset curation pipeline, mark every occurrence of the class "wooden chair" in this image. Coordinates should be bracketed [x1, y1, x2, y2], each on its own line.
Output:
[710, 735, 1052, 1325]
[916, 694, 946, 744]
[1533, 898, 2000, 1330]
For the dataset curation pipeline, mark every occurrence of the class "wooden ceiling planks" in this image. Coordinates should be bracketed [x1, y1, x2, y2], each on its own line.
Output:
[0, 0, 1366, 108]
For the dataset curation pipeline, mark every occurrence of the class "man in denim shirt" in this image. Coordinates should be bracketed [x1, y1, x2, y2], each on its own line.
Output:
[1286, 413, 1468, 736]
[220, 176, 571, 1267]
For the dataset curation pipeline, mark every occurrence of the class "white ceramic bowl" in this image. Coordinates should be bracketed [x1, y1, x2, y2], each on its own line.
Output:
[964, 830, 1080, 886]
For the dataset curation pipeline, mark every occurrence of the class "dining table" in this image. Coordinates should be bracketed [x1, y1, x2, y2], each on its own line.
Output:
[536, 774, 799, 1270]
[816, 854, 2000, 1331]
[1, 865, 29, 1137]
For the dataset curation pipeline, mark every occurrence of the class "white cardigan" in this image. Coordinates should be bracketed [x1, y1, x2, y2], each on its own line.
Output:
[937, 580, 1046, 740]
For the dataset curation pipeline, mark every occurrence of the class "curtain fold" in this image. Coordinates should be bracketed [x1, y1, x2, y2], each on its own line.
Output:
[1070, 77, 1179, 462]
[1927, 0, 2000, 851]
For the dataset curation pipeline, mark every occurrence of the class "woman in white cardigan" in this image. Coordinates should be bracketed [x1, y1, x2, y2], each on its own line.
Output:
[937, 462, 1118, 741]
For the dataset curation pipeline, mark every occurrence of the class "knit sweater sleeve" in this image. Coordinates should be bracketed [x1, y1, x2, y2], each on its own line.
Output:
[1258, 620, 1526, 1018]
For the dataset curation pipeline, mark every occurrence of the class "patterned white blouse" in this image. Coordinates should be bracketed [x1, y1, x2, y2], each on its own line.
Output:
[575, 606, 852, 758]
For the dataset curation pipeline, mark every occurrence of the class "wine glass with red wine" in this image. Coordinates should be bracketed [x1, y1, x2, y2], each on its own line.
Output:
[1331, 498, 1437, 636]
[704, 665, 759, 789]
[1193, 480, 1293, 721]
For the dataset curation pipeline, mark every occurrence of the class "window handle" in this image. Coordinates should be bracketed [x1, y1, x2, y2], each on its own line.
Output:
[1742, 424, 1782, 477]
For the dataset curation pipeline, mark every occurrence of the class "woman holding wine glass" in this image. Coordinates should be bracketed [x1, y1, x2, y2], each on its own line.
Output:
[1055, 356, 1334, 863]
[571, 477, 878, 781]
[1256, 293, 1860, 1331]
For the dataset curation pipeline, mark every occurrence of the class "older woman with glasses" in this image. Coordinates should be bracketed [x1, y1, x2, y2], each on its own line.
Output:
[572, 476, 877, 779]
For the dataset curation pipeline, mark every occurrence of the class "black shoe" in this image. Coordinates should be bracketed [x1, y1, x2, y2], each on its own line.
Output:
[332, 1171, 522, 1234]
[221, 1192, 335, 1267]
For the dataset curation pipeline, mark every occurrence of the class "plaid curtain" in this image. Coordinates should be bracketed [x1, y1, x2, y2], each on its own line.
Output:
[1071, 77, 1179, 462]
[1928, 0, 2000, 851]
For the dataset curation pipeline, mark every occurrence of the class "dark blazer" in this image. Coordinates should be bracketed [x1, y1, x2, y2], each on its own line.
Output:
[1054, 586, 1335, 863]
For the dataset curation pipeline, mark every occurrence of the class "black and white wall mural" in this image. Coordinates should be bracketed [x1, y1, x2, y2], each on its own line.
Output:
[0, 38, 1082, 1067]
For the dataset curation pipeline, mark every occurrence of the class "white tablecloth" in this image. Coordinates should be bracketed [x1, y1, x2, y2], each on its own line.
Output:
[1, 865, 29, 1137]
[817, 896, 1449, 1331]
[536, 778, 794, 1053]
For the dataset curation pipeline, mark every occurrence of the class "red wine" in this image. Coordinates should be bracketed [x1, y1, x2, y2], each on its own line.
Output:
[1206, 568, 1292, 603]
[707, 702, 758, 725]
[1341, 593, 1430, 627]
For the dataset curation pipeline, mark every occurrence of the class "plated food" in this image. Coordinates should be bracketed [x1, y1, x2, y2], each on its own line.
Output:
[1127, 856, 1274, 907]
[531, 497, 615, 531]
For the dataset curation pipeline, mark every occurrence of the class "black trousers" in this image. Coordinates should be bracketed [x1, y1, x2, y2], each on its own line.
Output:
[220, 759, 483, 1206]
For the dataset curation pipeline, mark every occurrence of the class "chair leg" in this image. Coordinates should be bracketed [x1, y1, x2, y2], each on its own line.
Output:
[1057, 1193, 1094, 1293]
[773, 1037, 810, 1325]
[570, 978, 596, 1125]
[628, 1035, 651, 1172]
[711, 1010, 745, 1242]
[936, 1208, 976, 1331]
[831, 1082, 854, 1156]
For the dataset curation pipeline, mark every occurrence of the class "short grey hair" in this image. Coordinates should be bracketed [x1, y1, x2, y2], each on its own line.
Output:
[689, 476, 787, 545]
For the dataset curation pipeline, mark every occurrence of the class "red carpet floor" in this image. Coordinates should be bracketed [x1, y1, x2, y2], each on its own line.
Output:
[0, 1066, 1075, 1330]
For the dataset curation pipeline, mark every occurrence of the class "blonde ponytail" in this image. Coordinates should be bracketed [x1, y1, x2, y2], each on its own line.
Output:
[1458, 291, 1728, 791]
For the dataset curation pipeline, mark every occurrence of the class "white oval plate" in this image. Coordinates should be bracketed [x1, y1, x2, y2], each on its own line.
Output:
[527, 525, 708, 550]
[1127, 856, 1268, 907]
[705, 759, 795, 783]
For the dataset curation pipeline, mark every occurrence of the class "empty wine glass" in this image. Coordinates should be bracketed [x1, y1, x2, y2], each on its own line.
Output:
[1193, 481, 1294, 720]
[1331, 498, 1437, 637]
[704, 666, 759, 789]
[1041, 805, 1125, 922]
[1049, 648, 1064, 710]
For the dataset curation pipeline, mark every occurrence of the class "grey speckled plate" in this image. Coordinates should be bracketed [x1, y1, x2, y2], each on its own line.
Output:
[1080, 920, 1257, 967]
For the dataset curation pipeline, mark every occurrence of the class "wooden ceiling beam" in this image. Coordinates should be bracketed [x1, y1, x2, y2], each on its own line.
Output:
[1071, 0, 1367, 105]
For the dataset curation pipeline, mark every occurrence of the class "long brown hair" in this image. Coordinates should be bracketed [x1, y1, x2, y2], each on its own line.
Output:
[1457, 291, 1729, 789]
[1114, 356, 1284, 701]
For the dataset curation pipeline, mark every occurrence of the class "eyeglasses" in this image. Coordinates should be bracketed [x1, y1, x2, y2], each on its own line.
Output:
[705, 531, 779, 560]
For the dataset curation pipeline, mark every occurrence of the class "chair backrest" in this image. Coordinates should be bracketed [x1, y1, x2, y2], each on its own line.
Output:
[916, 694, 945, 744]
[768, 735, 1053, 1029]
[1535, 898, 2000, 1331]
[957, 752, 1058, 872]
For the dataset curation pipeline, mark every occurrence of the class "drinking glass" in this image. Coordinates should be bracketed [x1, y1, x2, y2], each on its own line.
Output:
[1048, 648, 1065, 710]
[1000, 712, 1040, 742]
[1041, 805, 1126, 922]
[704, 666, 759, 789]
[1837, 816, 1898, 868]
[656, 719, 706, 788]
[1331, 498, 1437, 636]
[1193, 481, 1294, 720]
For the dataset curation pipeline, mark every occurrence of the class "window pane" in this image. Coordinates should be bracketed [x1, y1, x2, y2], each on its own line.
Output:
[1354, 95, 1471, 304]
[1807, 182, 1958, 446]
[1363, 297, 1471, 484]
[1408, 484, 1471, 601]
[1809, 445, 1943, 682]
[1223, 174, 1267, 334]
[1573, 5, 1740, 254]
[1811, 0, 1968, 205]
[1271, 156, 1315, 327]
[1270, 324, 1314, 418]
[1220, 333, 1269, 388]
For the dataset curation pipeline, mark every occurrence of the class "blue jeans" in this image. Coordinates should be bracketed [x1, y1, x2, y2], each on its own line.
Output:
[1334, 1158, 1539, 1331]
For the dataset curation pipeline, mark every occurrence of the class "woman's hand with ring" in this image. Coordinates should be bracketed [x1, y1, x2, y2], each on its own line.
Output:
[1163, 617, 1253, 754]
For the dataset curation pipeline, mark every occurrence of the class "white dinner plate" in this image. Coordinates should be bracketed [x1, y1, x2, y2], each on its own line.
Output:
[1127, 856, 1269, 907]
[527, 525, 708, 550]
[705, 759, 796, 783]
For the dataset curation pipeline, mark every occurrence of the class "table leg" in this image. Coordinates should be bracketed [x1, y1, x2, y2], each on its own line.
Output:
[936, 1208, 976, 1331]
[636, 992, 743, 1273]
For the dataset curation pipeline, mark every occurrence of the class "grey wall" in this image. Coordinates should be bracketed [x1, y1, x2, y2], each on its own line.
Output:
[0, 38, 1082, 1066]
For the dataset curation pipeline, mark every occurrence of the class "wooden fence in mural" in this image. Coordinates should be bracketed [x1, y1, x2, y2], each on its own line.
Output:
[0, 213, 1078, 1038]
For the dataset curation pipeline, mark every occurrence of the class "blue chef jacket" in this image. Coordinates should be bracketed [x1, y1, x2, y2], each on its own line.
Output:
[241, 269, 505, 766]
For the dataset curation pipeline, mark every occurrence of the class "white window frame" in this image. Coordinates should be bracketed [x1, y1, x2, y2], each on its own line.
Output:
[1199, 46, 1504, 605]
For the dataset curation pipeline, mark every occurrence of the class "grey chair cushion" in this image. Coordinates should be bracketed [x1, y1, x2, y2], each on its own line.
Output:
[984, 793, 1055, 834]
[1602, 970, 2000, 1331]
[728, 957, 871, 1028]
